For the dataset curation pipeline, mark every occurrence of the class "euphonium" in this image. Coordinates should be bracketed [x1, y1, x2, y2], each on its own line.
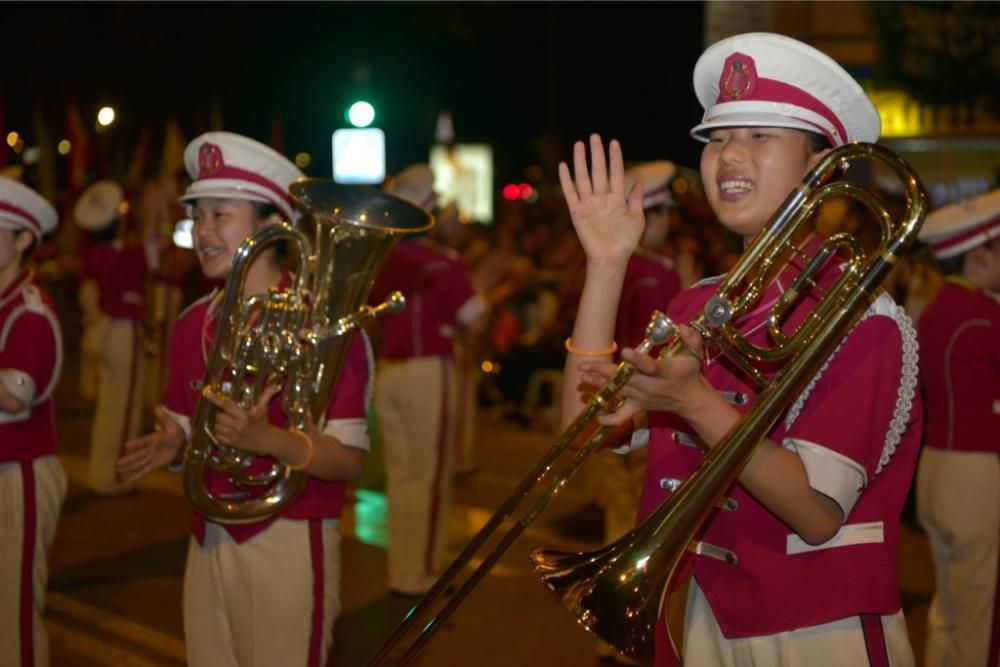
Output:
[530, 142, 927, 664]
[369, 142, 926, 666]
[183, 180, 433, 524]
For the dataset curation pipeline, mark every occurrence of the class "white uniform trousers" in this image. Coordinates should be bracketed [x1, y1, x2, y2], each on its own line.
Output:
[183, 518, 341, 667]
[0, 456, 67, 667]
[144, 280, 183, 411]
[683, 580, 914, 666]
[917, 447, 1000, 667]
[375, 356, 456, 594]
[598, 448, 647, 543]
[451, 342, 479, 476]
[87, 318, 144, 494]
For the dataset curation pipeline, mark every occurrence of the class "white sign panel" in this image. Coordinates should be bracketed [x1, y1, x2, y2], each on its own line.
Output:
[429, 143, 494, 223]
[332, 128, 386, 184]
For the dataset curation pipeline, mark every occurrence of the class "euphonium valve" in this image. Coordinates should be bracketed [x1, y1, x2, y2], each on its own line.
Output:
[183, 181, 433, 524]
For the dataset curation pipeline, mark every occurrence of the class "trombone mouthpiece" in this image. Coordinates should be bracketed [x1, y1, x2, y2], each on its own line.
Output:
[639, 312, 676, 353]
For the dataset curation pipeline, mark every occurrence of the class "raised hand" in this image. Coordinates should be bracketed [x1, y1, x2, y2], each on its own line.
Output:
[117, 406, 186, 485]
[558, 134, 646, 268]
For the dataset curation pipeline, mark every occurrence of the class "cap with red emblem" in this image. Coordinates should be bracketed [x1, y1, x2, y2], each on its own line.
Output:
[0, 176, 58, 239]
[690, 32, 880, 147]
[625, 161, 677, 210]
[385, 164, 437, 212]
[919, 188, 1000, 260]
[178, 132, 304, 223]
[73, 180, 125, 231]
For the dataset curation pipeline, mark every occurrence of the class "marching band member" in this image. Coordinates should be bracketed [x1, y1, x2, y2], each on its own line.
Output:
[73, 180, 148, 496]
[597, 161, 683, 544]
[0, 176, 64, 667]
[915, 188, 1000, 667]
[117, 132, 371, 667]
[369, 164, 487, 596]
[559, 33, 921, 665]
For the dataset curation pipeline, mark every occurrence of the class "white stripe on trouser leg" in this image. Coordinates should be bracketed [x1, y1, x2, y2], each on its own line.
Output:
[183, 519, 341, 667]
[87, 318, 144, 493]
[377, 357, 456, 593]
[0, 456, 67, 667]
[682, 580, 914, 666]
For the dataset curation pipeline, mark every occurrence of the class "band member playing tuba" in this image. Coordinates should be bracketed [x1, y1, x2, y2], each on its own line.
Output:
[117, 132, 372, 667]
[560, 33, 921, 665]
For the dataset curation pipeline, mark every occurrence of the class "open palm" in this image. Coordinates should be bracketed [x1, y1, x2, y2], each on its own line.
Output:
[559, 134, 646, 267]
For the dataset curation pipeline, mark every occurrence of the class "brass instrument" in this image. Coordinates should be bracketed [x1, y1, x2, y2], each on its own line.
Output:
[183, 180, 433, 524]
[370, 142, 926, 665]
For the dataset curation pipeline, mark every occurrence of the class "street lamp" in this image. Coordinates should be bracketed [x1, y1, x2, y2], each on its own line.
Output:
[97, 107, 116, 127]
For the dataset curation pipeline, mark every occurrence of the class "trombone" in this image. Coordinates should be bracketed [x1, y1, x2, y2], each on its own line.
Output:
[370, 142, 927, 665]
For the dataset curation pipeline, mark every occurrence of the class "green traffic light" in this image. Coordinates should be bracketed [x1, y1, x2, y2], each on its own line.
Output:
[347, 101, 376, 128]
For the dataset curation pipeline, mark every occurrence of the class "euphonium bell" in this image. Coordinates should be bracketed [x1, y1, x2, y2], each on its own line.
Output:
[183, 180, 433, 524]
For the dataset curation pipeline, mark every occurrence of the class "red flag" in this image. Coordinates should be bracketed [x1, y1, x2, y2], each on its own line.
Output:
[65, 97, 91, 194]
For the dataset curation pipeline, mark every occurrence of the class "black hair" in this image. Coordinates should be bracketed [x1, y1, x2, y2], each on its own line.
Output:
[803, 130, 831, 154]
[86, 218, 120, 244]
[248, 201, 291, 265]
[938, 253, 965, 277]
[250, 201, 282, 222]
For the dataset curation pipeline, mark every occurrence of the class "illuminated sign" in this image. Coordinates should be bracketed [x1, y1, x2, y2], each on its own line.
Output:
[332, 128, 386, 184]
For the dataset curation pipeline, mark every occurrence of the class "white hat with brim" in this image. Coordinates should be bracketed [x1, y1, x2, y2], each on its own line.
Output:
[690, 32, 881, 147]
[74, 180, 124, 231]
[178, 132, 304, 223]
[0, 176, 58, 239]
[386, 164, 437, 211]
[919, 188, 1000, 259]
[625, 161, 677, 210]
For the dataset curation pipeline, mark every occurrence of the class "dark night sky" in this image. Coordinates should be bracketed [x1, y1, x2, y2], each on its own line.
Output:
[4, 2, 708, 184]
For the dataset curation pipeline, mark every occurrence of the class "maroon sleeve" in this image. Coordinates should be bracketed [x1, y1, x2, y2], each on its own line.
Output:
[161, 307, 203, 419]
[323, 333, 370, 420]
[783, 314, 911, 476]
[0, 311, 57, 392]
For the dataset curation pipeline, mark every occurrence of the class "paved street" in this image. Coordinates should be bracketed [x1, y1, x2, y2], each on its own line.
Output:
[43, 305, 935, 666]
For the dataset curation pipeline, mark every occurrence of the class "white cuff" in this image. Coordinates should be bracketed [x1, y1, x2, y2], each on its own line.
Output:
[783, 437, 867, 519]
[455, 295, 488, 329]
[162, 406, 192, 442]
[0, 368, 36, 405]
[322, 417, 369, 452]
[613, 427, 650, 455]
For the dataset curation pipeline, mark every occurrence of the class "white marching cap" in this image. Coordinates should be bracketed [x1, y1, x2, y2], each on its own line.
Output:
[74, 180, 124, 231]
[178, 132, 304, 223]
[690, 32, 881, 147]
[624, 161, 677, 210]
[385, 164, 437, 211]
[919, 188, 1000, 259]
[0, 176, 58, 238]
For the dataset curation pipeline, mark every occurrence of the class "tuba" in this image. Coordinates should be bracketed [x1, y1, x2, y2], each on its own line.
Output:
[183, 180, 433, 524]
[370, 142, 927, 665]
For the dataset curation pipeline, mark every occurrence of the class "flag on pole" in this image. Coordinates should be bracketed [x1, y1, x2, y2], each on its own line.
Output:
[65, 97, 91, 194]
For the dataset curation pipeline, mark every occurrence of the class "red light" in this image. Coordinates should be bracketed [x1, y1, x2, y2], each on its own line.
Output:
[518, 183, 533, 200]
[502, 184, 520, 201]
